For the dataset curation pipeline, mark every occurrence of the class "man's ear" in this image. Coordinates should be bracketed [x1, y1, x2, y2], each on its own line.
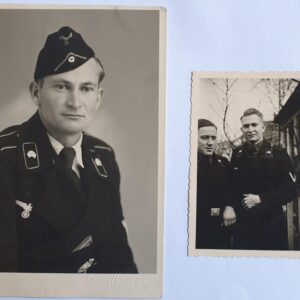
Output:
[96, 87, 104, 110]
[29, 81, 40, 107]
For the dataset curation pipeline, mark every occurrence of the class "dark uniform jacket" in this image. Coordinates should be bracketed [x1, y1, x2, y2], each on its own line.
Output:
[196, 153, 231, 249]
[0, 112, 137, 273]
[230, 140, 297, 250]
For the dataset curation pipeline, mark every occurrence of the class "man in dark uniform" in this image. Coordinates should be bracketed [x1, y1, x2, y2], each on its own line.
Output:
[0, 26, 137, 273]
[230, 108, 297, 250]
[196, 119, 236, 249]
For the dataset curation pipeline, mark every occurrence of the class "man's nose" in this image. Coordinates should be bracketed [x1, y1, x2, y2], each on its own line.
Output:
[67, 89, 82, 108]
[207, 138, 214, 145]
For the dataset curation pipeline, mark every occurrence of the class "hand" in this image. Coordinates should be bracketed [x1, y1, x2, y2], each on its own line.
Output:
[223, 206, 236, 226]
[242, 194, 261, 209]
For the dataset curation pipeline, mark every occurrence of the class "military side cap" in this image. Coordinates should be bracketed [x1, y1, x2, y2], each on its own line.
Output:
[198, 119, 217, 129]
[34, 26, 95, 81]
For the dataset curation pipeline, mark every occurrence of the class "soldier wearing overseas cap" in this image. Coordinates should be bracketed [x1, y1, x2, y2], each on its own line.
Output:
[0, 26, 137, 273]
[196, 119, 235, 249]
[230, 108, 298, 250]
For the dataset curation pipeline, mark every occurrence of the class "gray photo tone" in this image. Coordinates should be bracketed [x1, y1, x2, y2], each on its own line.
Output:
[189, 73, 300, 257]
[0, 8, 159, 274]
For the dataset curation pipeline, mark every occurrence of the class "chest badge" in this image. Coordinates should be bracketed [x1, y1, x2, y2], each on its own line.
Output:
[15, 200, 33, 219]
[77, 258, 95, 273]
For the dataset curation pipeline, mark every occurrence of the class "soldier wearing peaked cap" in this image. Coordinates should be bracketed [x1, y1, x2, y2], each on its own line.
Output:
[0, 26, 137, 273]
[230, 108, 298, 250]
[196, 119, 235, 249]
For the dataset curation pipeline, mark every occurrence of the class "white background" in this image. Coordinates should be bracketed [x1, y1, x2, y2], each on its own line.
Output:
[2, 0, 300, 299]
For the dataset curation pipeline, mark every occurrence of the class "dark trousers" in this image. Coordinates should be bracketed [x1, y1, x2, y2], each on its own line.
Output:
[196, 214, 232, 249]
[233, 207, 288, 250]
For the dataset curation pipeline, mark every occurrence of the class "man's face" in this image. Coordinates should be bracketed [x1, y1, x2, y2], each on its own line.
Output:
[241, 114, 265, 144]
[198, 126, 217, 156]
[32, 58, 103, 141]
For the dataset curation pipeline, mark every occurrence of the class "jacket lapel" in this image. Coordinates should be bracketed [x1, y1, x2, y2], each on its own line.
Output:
[34, 159, 88, 234]
[16, 112, 88, 233]
[16, 115, 115, 253]
[80, 144, 113, 233]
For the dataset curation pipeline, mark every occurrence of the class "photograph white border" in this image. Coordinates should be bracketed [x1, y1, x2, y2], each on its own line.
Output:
[0, 4, 166, 298]
[189, 71, 300, 258]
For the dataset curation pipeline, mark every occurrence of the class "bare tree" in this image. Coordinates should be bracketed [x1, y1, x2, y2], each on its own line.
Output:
[253, 78, 298, 149]
[254, 79, 297, 113]
[208, 78, 238, 148]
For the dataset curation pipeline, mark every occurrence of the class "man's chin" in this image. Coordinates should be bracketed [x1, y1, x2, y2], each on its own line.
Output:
[60, 121, 86, 133]
[60, 125, 85, 136]
[247, 138, 257, 143]
[204, 151, 213, 156]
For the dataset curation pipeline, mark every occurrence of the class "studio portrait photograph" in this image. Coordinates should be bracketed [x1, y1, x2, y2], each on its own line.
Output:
[189, 73, 300, 257]
[0, 6, 165, 298]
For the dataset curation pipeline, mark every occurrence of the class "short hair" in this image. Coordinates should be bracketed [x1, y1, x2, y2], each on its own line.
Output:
[240, 108, 264, 121]
[94, 56, 105, 84]
[198, 119, 217, 130]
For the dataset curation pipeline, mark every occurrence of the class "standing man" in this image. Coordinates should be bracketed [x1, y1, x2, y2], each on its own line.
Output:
[230, 108, 297, 250]
[0, 26, 137, 273]
[196, 119, 236, 249]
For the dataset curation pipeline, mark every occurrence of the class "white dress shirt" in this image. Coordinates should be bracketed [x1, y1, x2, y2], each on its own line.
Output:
[47, 133, 84, 178]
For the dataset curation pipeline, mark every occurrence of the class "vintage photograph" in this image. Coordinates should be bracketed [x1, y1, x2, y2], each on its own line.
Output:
[0, 6, 165, 298]
[189, 72, 300, 257]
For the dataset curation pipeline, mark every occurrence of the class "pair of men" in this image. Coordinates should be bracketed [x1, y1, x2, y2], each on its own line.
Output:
[0, 26, 137, 272]
[196, 108, 297, 250]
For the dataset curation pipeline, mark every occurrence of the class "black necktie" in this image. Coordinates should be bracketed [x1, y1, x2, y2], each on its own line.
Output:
[59, 147, 81, 187]
[249, 145, 257, 156]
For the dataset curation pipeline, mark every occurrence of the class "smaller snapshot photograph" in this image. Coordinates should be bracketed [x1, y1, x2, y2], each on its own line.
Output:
[189, 72, 300, 257]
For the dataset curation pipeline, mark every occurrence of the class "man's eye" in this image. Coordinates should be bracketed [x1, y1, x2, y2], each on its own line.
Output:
[54, 84, 67, 90]
[81, 86, 94, 92]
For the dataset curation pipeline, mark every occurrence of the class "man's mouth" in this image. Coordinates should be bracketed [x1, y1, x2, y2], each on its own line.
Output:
[62, 113, 85, 118]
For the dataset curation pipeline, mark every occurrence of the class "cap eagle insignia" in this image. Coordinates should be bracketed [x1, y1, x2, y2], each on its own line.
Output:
[58, 32, 73, 46]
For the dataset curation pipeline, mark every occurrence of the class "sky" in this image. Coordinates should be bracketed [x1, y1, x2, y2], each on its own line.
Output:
[196, 77, 298, 141]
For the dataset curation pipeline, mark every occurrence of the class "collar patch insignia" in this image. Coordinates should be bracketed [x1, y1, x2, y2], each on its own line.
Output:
[92, 156, 108, 178]
[22, 142, 40, 169]
[265, 149, 273, 159]
[27, 150, 37, 159]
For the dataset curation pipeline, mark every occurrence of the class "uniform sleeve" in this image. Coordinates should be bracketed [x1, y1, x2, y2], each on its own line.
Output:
[259, 149, 298, 206]
[0, 152, 18, 271]
[98, 150, 138, 273]
[219, 156, 231, 208]
[227, 149, 240, 209]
